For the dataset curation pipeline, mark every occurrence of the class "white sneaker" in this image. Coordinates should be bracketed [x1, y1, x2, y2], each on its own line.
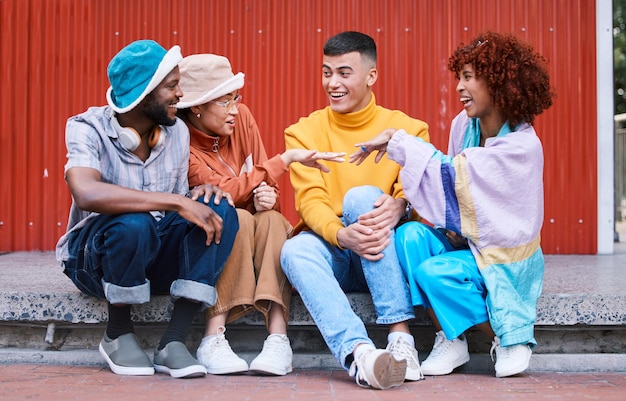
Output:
[348, 349, 407, 390]
[421, 330, 470, 375]
[490, 336, 532, 377]
[249, 334, 293, 375]
[196, 326, 248, 374]
[385, 337, 424, 381]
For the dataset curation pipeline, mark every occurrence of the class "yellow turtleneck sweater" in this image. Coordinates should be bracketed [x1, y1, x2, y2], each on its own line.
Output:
[284, 93, 429, 246]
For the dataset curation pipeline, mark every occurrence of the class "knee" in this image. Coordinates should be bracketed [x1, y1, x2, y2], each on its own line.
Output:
[343, 185, 383, 219]
[414, 257, 450, 284]
[254, 209, 287, 228]
[280, 234, 312, 275]
[111, 213, 156, 239]
[203, 197, 239, 230]
[280, 236, 299, 270]
[236, 208, 255, 233]
[397, 223, 430, 245]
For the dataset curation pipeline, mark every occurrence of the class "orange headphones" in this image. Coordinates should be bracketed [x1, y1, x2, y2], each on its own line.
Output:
[111, 113, 164, 151]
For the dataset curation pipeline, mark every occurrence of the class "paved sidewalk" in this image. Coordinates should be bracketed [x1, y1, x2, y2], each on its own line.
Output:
[0, 364, 625, 401]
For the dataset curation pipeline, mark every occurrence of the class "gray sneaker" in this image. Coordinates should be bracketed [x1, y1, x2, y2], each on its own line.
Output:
[99, 333, 154, 376]
[154, 341, 207, 378]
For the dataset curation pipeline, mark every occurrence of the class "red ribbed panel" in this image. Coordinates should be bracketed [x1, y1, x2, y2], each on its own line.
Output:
[0, 0, 598, 253]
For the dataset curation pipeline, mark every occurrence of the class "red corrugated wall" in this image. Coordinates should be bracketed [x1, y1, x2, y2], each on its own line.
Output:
[0, 0, 598, 254]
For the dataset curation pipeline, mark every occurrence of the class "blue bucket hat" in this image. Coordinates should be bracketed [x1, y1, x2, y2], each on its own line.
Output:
[106, 40, 182, 113]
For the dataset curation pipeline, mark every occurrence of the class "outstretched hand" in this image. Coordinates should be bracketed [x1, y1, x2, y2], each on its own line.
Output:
[283, 149, 345, 173]
[350, 128, 398, 165]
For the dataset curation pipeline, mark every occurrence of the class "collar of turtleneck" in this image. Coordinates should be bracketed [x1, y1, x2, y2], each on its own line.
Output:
[188, 123, 226, 153]
[328, 93, 377, 129]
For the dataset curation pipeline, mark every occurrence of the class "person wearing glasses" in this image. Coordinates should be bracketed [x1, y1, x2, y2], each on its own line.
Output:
[176, 54, 344, 376]
[56, 40, 239, 379]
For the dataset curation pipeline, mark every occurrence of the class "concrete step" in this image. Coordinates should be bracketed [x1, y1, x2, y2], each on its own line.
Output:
[1, 251, 626, 372]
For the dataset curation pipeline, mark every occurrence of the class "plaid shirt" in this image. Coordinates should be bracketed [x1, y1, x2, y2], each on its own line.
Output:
[55, 105, 190, 262]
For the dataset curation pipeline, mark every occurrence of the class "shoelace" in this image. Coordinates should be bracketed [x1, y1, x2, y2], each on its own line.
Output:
[386, 337, 424, 379]
[207, 326, 238, 358]
[259, 336, 289, 357]
[490, 337, 501, 362]
[428, 331, 449, 357]
[211, 334, 236, 354]
[387, 337, 418, 366]
[348, 351, 373, 388]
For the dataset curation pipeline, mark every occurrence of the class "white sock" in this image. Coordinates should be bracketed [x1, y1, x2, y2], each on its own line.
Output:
[353, 343, 376, 361]
[200, 327, 225, 345]
[388, 331, 415, 346]
[267, 333, 289, 342]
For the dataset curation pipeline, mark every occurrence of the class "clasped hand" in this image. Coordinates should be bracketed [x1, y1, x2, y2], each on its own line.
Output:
[253, 181, 277, 211]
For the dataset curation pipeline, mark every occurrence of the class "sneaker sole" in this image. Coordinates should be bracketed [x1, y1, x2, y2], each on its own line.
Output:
[154, 363, 206, 379]
[495, 364, 529, 377]
[404, 365, 424, 381]
[98, 343, 154, 376]
[421, 354, 470, 376]
[495, 356, 531, 378]
[249, 361, 293, 376]
[204, 364, 249, 375]
[369, 353, 407, 390]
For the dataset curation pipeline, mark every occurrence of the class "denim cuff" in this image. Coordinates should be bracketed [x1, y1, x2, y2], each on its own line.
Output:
[170, 279, 217, 310]
[102, 279, 150, 304]
[375, 312, 415, 326]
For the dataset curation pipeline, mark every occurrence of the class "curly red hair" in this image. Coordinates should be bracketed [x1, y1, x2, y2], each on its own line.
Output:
[448, 31, 555, 127]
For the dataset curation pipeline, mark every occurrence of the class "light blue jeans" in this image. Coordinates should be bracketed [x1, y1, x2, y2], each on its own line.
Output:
[280, 185, 414, 370]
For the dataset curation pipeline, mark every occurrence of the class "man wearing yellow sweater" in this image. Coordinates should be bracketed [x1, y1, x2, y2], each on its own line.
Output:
[281, 31, 430, 390]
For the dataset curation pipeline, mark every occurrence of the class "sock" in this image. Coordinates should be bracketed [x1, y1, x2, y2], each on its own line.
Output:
[158, 298, 200, 350]
[200, 326, 226, 346]
[353, 343, 376, 361]
[388, 331, 415, 346]
[106, 304, 134, 340]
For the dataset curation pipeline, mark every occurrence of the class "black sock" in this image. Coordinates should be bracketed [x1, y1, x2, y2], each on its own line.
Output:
[158, 298, 200, 350]
[106, 304, 134, 340]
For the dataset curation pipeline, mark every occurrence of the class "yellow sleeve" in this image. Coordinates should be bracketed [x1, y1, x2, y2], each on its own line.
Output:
[285, 116, 345, 247]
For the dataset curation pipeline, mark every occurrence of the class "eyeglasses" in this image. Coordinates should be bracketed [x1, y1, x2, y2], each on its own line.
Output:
[213, 94, 242, 109]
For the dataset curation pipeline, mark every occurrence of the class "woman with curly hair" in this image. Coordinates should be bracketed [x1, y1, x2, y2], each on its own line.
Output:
[350, 31, 555, 378]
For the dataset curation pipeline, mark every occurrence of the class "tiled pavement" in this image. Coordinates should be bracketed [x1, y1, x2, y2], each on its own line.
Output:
[0, 364, 625, 401]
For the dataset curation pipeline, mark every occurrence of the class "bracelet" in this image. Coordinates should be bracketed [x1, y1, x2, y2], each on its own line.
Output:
[401, 199, 412, 220]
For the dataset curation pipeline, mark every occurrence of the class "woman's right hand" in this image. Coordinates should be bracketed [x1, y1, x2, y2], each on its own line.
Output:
[350, 128, 398, 165]
[282, 149, 345, 172]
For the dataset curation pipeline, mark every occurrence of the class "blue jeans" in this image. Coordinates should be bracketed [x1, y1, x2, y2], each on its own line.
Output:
[63, 196, 238, 309]
[280, 186, 414, 370]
